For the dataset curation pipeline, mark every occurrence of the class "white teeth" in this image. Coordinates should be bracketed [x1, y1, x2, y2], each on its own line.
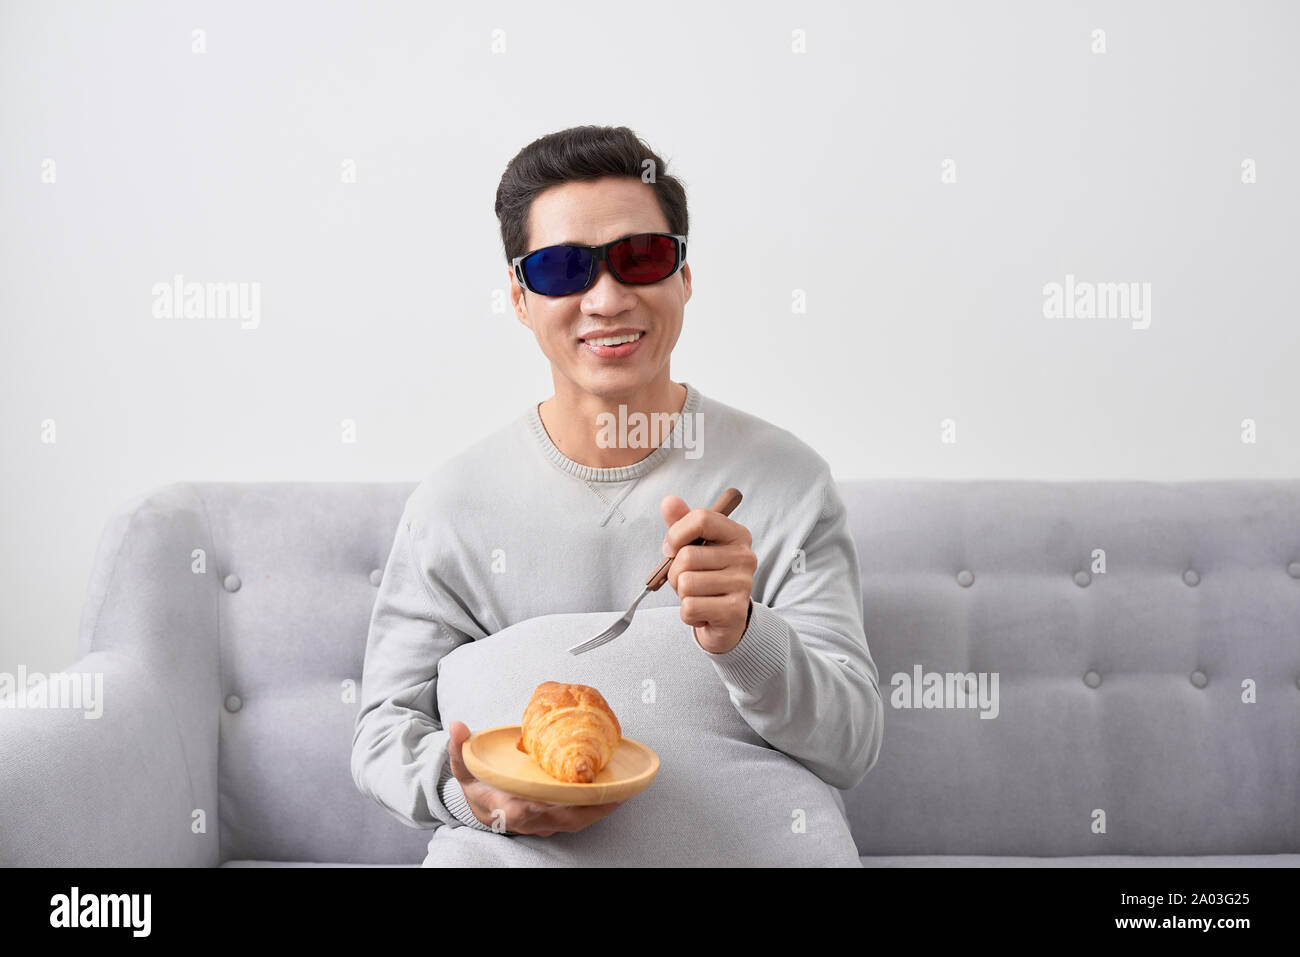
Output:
[584, 331, 643, 347]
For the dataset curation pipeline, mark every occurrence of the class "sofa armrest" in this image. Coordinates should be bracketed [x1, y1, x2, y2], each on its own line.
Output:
[0, 482, 222, 866]
[0, 650, 216, 865]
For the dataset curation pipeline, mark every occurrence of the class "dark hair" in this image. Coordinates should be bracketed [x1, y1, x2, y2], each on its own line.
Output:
[494, 125, 689, 264]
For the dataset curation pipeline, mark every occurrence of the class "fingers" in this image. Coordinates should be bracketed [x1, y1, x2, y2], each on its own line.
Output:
[667, 546, 756, 596]
[672, 567, 752, 601]
[680, 593, 751, 627]
[662, 500, 751, 554]
[670, 543, 756, 575]
[660, 495, 690, 554]
[445, 720, 475, 784]
[660, 494, 690, 529]
[524, 800, 624, 835]
[468, 791, 625, 836]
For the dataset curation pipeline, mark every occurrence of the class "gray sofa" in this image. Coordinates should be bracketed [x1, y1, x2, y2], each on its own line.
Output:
[2, 480, 1297, 867]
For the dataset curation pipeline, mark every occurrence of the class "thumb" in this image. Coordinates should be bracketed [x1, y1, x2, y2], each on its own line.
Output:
[445, 720, 475, 783]
[660, 494, 691, 555]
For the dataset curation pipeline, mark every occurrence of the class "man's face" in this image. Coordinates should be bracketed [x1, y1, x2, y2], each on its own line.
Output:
[509, 176, 692, 400]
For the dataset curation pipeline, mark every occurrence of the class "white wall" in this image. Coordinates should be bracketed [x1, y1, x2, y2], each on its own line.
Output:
[3, 0, 1297, 673]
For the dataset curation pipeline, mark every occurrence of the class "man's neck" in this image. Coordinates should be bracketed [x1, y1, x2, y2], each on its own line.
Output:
[538, 378, 688, 470]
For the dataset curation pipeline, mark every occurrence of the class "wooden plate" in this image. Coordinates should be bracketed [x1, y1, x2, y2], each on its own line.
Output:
[462, 725, 659, 806]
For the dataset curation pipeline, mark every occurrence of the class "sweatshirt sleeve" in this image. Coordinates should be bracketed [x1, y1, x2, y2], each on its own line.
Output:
[350, 500, 493, 831]
[697, 470, 884, 791]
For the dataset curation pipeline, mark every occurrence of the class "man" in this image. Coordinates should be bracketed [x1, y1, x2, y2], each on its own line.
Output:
[351, 125, 883, 864]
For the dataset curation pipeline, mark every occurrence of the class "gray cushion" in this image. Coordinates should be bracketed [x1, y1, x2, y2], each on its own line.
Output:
[427, 605, 862, 867]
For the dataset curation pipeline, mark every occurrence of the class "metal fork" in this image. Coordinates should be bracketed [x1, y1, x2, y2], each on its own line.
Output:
[568, 487, 743, 655]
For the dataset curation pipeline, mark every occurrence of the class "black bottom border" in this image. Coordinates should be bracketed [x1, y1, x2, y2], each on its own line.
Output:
[5, 863, 1291, 941]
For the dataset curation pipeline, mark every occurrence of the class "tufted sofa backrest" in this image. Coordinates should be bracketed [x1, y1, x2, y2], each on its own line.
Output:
[192, 482, 426, 864]
[84, 480, 1300, 862]
[837, 479, 1300, 856]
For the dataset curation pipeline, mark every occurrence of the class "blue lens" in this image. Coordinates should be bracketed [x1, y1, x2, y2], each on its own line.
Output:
[523, 245, 593, 296]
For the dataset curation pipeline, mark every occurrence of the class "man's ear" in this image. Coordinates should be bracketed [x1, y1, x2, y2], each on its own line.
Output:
[508, 266, 531, 329]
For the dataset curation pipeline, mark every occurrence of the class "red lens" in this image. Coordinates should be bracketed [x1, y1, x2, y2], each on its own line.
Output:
[608, 234, 678, 284]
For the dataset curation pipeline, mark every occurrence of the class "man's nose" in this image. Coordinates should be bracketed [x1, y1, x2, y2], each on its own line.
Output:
[586, 260, 628, 297]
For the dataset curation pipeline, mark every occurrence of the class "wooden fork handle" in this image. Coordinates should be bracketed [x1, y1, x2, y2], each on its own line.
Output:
[645, 487, 743, 592]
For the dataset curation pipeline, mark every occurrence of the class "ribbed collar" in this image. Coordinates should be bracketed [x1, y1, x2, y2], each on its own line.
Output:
[527, 381, 701, 483]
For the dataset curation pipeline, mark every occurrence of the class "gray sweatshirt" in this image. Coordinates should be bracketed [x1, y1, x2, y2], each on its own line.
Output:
[350, 380, 884, 863]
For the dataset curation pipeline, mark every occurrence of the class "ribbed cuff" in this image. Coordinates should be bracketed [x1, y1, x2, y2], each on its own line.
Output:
[436, 761, 494, 832]
[700, 600, 791, 693]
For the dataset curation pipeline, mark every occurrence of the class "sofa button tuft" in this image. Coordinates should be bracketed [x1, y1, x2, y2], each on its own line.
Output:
[224, 694, 242, 713]
[369, 568, 383, 586]
[1083, 670, 1101, 688]
[956, 569, 974, 587]
[223, 574, 242, 593]
[1190, 670, 1208, 689]
[1288, 561, 1300, 580]
[1073, 570, 1091, 587]
[1182, 568, 1200, 587]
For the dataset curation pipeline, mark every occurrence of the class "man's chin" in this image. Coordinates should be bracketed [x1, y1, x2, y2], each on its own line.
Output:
[566, 367, 655, 400]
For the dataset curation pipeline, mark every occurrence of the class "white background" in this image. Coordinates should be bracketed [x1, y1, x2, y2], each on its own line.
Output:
[2, 0, 1297, 672]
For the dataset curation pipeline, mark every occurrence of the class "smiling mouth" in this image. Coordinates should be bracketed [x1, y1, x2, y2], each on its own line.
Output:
[579, 331, 646, 346]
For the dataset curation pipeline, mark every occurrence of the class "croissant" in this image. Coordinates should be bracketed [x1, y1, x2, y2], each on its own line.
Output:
[516, 681, 622, 783]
